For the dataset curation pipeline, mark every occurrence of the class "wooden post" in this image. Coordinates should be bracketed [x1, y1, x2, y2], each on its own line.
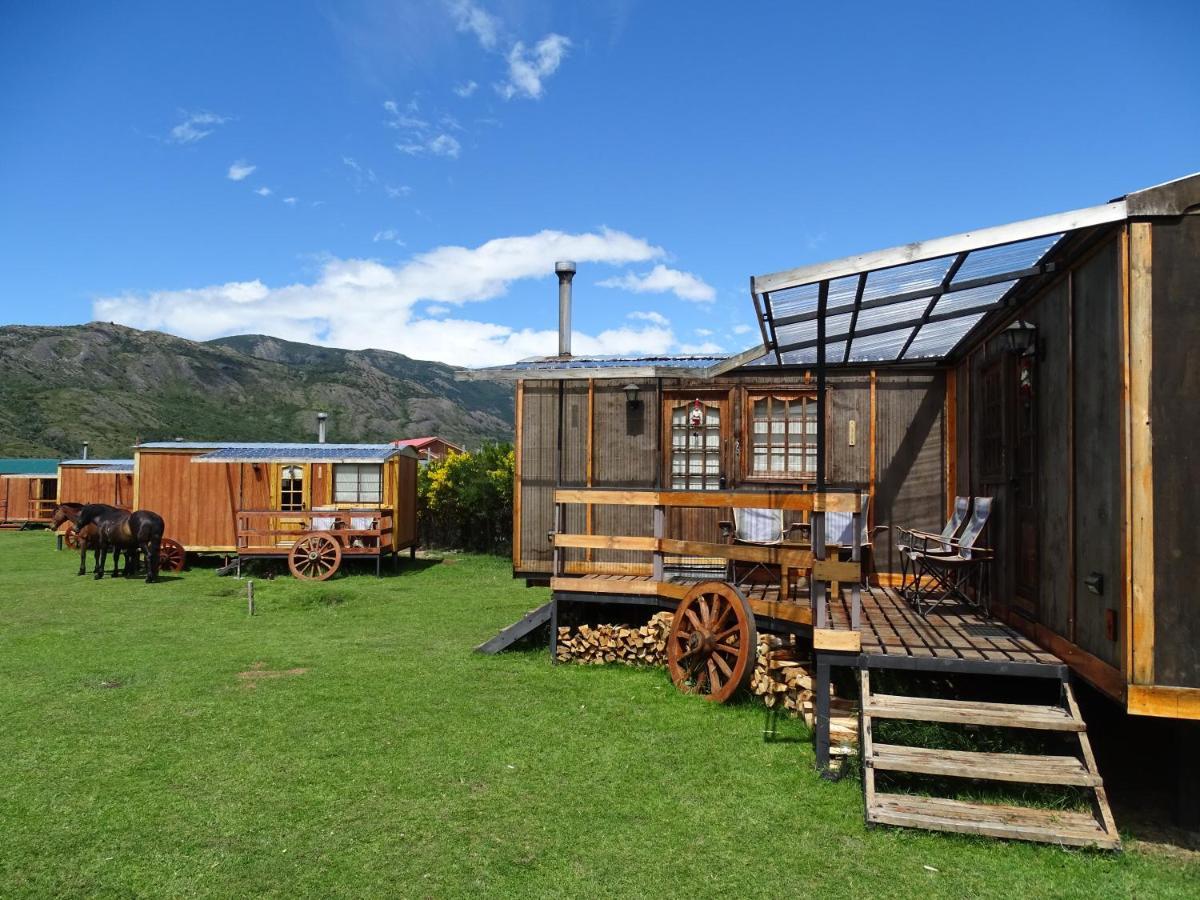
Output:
[850, 496, 862, 631]
[549, 597, 559, 662]
[247, 580, 255, 616]
[813, 508, 827, 629]
[652, 504, 665, 581]
[1129, 222, 1155, 685]
[815, 654, 832, 775]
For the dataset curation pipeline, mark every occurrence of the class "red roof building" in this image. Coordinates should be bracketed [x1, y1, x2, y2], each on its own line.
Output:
[391, 436, 464, 462]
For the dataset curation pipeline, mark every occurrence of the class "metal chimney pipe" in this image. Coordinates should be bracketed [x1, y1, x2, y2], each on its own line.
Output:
[81, 441, 89, 460]
[317, 412, 328, 444]
[555, 260, 576, 357]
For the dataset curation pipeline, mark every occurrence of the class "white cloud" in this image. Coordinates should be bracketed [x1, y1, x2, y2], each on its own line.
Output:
[227, 160, 256, 181]
[283, 197, 298, 206]
[448, 0, 500, 50]
[168, 110, 228, 144]
[93, 227, 668, 367]
[396, 133, 461, 158]
[497, 34, 570, 100]
[386, 184, 412, 199]
[695, 328, 714, 337]
[453, 80, 478, 98]
[254, 187, 272, 197]
[597, 264, 716, 303]
[425, 304, 451, 316]
[373, 228, 405, 246]
[678, 341, 725, 355]
[732, 323, 753, 335]
[629, 310, 669, 327]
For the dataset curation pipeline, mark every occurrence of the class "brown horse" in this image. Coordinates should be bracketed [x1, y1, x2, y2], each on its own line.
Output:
[50, 502, 129, 577]
[77, 505, 165, 583]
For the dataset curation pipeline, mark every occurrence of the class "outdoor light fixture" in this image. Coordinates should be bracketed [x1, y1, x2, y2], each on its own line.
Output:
[623, 383, 640, 405]
[1002, 320, 1038, 357]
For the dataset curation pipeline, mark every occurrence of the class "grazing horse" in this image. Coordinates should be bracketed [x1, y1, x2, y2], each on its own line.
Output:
[51, 502, 128, 577]
[77, 505, 166, 583]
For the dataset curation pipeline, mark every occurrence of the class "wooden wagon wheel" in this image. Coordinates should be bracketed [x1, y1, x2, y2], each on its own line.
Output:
[63, 523, 80, 549]
[667, 581, 757, 703]
[159, 538, 186, 572]
[288, 532, 342, 581]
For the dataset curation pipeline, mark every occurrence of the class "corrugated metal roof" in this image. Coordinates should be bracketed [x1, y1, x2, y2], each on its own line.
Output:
[85, 462, 135, 474]
[187, 444, 406, 464]
[500, 354, 728, 371]
[60, 458, 134, 467]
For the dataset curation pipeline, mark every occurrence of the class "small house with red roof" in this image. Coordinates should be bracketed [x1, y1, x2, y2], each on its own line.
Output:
[391, 436, 464, 463]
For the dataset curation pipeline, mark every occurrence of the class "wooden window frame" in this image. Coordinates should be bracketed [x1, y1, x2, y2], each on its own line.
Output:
[278, 464, 306, 512]
[333, 463, 384, 505]
[660, 389, 733, 491]
[739, 388, 824, 484]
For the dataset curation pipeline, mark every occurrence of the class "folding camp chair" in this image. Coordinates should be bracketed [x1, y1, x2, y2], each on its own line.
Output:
[884, 495, 971, 598]
[718, 508, 805, 585]
[349, 514, 378, 549]
[905, 497, 993, 617]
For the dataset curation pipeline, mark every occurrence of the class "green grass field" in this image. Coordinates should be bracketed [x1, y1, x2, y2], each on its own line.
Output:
[1, 531, 1196, 898]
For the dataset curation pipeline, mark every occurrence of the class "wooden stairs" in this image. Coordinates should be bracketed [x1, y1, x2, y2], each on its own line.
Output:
[859, 671, 1120, 849]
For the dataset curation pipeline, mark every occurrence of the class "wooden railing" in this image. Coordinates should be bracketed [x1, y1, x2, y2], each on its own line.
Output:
[28, 498, 58, 521]
[550, 488, 862, 632]
[235, 508, 393, 555]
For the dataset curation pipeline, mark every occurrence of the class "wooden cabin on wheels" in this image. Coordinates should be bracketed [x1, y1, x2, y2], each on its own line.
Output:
[0, 461, 58, 528]
[56, 459, 134, 508]
[133, 441, 419, 579]
[473, 172, 1200, 845]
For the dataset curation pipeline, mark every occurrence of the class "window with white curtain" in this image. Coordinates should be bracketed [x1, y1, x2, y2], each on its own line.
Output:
[333, 464, 383, 504]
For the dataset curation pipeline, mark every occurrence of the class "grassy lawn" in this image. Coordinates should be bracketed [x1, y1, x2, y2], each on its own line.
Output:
[0, 531, 1196, 898]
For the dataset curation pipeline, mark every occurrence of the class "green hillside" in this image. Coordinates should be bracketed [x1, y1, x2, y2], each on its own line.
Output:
[0, 323, 514, 458]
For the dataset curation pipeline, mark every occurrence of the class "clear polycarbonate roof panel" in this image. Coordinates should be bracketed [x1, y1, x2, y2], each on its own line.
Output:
[902, 313, 988, 360]
[759, 231, 1070, 365]
[952, 234, 1061, 284]
[504, 355, 726, 371]
[861, 255, 955, 304]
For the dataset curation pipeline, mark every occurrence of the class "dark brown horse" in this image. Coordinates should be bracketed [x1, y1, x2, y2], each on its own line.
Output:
[50, 502, 129, 577]
[77, 505, 166, 583]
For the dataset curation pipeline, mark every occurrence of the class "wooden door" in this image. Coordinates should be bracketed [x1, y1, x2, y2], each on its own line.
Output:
[662, 392, 731, 567]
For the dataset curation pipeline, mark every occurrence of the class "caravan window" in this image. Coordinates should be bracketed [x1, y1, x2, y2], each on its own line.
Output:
[333, 464, 382, 504]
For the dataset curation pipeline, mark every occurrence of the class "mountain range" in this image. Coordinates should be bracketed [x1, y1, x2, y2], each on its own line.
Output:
[0, 323, 514, 458]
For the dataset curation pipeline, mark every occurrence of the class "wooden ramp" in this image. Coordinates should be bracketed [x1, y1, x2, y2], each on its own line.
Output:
[475, 601, 554, 654]
[860, 671, 1120, 849]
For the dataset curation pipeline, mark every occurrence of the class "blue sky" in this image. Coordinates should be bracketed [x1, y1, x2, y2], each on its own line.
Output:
[1, 0, 1197, 366]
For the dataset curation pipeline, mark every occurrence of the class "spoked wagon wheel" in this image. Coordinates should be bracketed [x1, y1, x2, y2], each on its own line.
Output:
[667, 581, 757, 703]
[159, 538, 186, 573]
[288, 532, 342, 581]
[63, 523, 80, 550]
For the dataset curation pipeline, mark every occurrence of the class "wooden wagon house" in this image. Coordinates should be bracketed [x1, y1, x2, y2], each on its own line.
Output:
[132, 439, 419, 578]
[57, 458, 134, 508]
[472, 172, 1200, 845]
[0, 465, 58, 528]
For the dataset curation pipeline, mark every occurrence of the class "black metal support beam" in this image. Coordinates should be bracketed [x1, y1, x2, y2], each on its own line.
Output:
[896, 251, 969, 360]
[815, 280, 827, 492]
[841, 271, 868, 364]
[815, 652, 832, 774]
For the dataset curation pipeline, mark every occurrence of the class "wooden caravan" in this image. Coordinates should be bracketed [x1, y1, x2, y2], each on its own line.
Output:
[133, 442, 419, 578]
[0, 473, 58, 527]
[474, 170, 1200, 841]
[56, 459, 134, 508]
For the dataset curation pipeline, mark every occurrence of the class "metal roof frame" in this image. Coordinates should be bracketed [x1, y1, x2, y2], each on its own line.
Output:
[459, 343, 767, 381]
[750, 171, 1200, 368]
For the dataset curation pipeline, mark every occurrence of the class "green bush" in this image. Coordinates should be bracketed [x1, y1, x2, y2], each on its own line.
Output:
[417, 443, 514, 554]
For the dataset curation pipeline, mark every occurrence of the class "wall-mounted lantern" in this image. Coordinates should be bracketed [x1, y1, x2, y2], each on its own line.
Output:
[623, 383, 640, 406]
[1002, 320, 1038, 357]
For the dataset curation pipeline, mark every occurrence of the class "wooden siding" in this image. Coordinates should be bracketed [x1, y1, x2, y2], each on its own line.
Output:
[516, 371, 946, 576]
[1150, 216, 1200, 689]
[1071, 240, 1123, 670]
[391, 454, 419, 550]
[0, 475, 52, 522]
[136, 450, 246, 549]
[58, 466, 133, 508]
[873, 373, 945, 574]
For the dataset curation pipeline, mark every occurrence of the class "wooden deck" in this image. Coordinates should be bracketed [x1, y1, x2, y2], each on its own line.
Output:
[552, 574, 1061, 670]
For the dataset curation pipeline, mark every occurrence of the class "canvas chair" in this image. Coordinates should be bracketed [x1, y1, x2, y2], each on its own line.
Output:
[906, 497, 993, 617]
[311, 506, 338, 532]
[718, 508, 805, 584]
[885, 495, 971, 597]
[350, 514, 378, 549]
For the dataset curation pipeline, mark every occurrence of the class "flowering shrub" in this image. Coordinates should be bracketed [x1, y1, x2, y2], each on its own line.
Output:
[417, 443, 514, 553]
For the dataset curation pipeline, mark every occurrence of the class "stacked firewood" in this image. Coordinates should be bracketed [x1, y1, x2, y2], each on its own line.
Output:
[554, 621, 858, 748]
[555, 611, 674, 666]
